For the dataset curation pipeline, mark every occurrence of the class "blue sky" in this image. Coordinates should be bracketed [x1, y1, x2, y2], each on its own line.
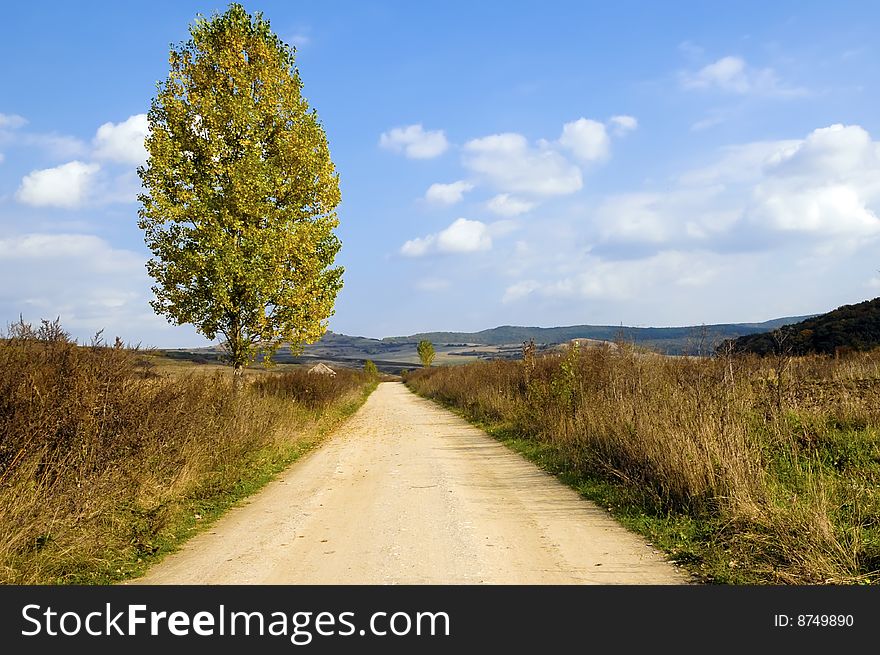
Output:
[2, 1, 880, 347]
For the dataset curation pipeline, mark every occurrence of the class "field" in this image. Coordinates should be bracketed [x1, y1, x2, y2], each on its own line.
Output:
[405, 343, 880, 584]
[0, 319, 378, 584]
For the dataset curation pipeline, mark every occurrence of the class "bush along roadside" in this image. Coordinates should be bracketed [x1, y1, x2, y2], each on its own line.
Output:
[0, 319, 377, 584]
[404, 344, 880, 585]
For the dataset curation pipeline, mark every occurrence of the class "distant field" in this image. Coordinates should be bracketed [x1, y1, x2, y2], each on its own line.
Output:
[156, 342, 500, 374]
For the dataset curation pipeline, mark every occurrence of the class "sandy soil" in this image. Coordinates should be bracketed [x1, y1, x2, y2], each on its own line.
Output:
[133, 382, 691, 584]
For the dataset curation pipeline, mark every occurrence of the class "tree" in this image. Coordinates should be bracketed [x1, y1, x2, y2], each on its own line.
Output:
[363, 359, 378, 378]
[138, 4, 342, 387]
[417, 340, 435, 368]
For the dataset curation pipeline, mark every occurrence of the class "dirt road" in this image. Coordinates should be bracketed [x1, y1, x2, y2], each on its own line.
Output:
[134, 382, 689, 584]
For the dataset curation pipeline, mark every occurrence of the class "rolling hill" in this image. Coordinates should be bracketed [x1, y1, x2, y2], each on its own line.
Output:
[160, 314, 816, 373]
[725, 297, 880, 356]
[382, 316, 814, 355]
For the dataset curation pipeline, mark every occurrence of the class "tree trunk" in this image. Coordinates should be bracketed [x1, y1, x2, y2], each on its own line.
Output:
[232, 362, 245, 393]
[229, 311, 245, 395]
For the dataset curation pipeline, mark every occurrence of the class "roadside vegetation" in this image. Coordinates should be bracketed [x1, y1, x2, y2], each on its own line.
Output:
[0, 319, 376, 584]
[405, 342, 880, 584]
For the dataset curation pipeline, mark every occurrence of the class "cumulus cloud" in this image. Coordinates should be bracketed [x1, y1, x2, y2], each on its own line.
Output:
[463, 133, 582, 196]
[400, 235, 433, 257]
[589, 123, 880, 257]
[744, 125, 880, 237]
[379, 124, 448, 159]
[93, 114, 148, 165]
[559, 118, 610, 162]
[681, 56, 806, 97]
[16, 161, 101, 208]
[487, 193, 535, 216]
[425, 180, 473, 204]
[401, 218, 492, 257]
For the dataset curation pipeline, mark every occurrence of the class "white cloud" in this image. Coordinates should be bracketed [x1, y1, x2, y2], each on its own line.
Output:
[400, 235, 434, 257]
[463, 132, 582, 196]
[18, 133, 89, 159]
[93, 114, 148, 165]
[502, 280, 540, 303]
[683, 56, 751, 92]
[558, 118, 610, 162]
[487, 193, 535, 216]
[437, 218, 492, 252]
[596, 193, 672, 244]
[401, 218, 492, 257]
[591, 124, 880, 254]
[425, 180, 473, 205]
[678, 140, 799, 186]
[0, 234, 146, 335]
[681, 55, 805, 96]
[745, 125, 880, 237]
[0, 113, 27, 129]
[16, 161, 101, 208]
[691, 113, 727, 132]
[0, 233, 138, 268]
[503, 251, 717, 304]
[609, 115, 638, 135]
[749, 184, 879, 236]
[487, 219, 520, 237]
[379, 124, 448, 159]
[0, 153, 4, 164]
[0, 113, 88, 159]
[762, 124, 874, 179]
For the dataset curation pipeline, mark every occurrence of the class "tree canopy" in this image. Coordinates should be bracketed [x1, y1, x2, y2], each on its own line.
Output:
[417, 340, 436, 367]
[138, 3, 342, 380]
[721, 297, 880, 356]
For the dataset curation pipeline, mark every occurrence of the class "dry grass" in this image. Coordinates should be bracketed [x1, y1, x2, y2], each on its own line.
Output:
[405, 342, 880, 584]
[0, 319, 374, 584]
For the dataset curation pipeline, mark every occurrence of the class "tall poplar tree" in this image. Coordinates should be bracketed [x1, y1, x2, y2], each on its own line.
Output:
[138, 4, 342, 385]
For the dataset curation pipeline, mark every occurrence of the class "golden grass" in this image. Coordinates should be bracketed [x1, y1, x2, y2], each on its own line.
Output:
[405, 343, 880, 584]
[0, 320, 374, 584]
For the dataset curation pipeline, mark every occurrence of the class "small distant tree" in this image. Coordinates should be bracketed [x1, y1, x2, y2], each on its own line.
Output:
[363, 359, 378, 378]
[138, 4, 343, 388]
[417, 339, 435, 368]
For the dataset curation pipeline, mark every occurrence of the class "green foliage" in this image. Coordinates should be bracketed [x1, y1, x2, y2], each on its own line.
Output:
[724, 297, 880, 356]
[138, 3, 342, 377]
[363, 359, 378, 378]
[417, 339, 435, 367]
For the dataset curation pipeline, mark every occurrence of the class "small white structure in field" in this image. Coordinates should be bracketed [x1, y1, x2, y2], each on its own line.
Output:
[308, 363, 336, 377]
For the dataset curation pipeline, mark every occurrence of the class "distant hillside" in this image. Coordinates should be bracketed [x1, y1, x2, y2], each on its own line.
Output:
[163, 313, 820, 372]
[383, 316, 814, 356]
[725, 298, 880, 356]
